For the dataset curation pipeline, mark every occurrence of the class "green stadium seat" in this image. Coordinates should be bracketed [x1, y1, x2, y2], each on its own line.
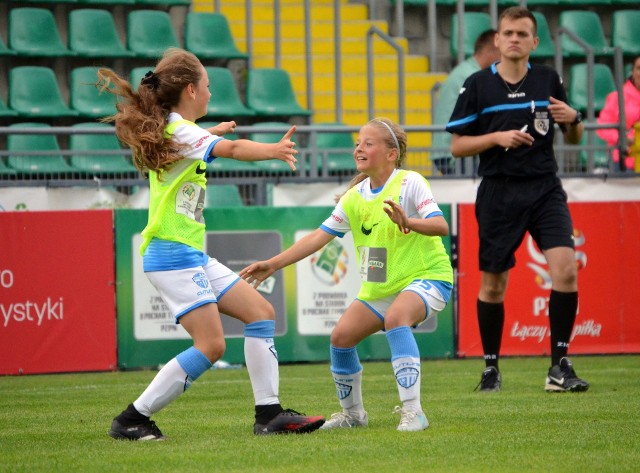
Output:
[450, 12, 491, 60]
[9, 8, 75, 57]
[246, 68, 312, 118]
[9, 66, 79, 118]
[612, 10, 640, 57]
[129, 67, 155, 89]
[0, 36, 16, 56]
[249, 122, 300, 173]
[205, 67, 255, 119]
[625, 63, 632, 78]
[77, 0, 135, 4]
[206, 184, 245, 207]
[314, 123, 355, 174]
[0, 97, 18, 117]
[20, 0, 76, 3]
[568, 63, 616, 114]
[69, 123, 137, 174]
[559, 11, 614, 57]
[7, 123, 74, 174]
[135, 0, 191, 5]
[579, 131, 610, 170]
[190, 121, 257, 174]
[127, 10, 179, 59]
[69, 9, 134, 58]
[71, 67, 119, 119]
[0, 158, 17, 177]
[531, 12, 555, 60]
[185, 13, 248, 62]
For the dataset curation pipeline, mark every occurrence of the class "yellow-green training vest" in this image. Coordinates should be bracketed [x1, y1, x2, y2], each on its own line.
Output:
[341, 170, 453, 300]
[139, 119, 207, 255]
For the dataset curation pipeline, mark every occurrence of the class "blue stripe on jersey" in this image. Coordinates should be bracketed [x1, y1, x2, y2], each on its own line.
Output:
[143, 238, 208, 271]
[481, 100, 550, 115]
[447, 113, 478, 128]
[206, 137, 225, 162]
[426, 211, 443, 218]
[320, 223, 344, 238]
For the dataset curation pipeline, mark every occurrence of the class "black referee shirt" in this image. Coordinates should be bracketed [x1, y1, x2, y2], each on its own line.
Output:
[446, 62, 567, 177]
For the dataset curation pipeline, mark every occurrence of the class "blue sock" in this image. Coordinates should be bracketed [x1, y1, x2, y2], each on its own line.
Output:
[330, 346, 362, 375]
[244, 319, 275, 339]
[386, 326, 420, 361]
[176, 346, 212, 381]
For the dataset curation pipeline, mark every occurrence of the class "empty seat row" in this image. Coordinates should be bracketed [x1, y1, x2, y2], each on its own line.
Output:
[0, 122, 135, 176]
[0, 65, 311, 120]
[451, 10, 640, 60]
[1, 9, 245, 61]
[0, 122, 356, 177]
[5, 0, 190, 6]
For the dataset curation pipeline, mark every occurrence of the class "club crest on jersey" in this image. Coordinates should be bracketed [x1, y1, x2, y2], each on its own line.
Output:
[334, 381, 352, 400]
[192, 272, 209, 289]
[534, 118, 550, 136]
[395, 367, 419, 388]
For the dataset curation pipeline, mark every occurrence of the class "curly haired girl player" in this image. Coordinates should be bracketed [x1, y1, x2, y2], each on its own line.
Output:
[241, 118, 453, 432]
[97, 48, 324, 440]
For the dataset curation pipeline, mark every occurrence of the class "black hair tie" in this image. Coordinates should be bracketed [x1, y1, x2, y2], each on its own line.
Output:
[141, 70, 159, 90]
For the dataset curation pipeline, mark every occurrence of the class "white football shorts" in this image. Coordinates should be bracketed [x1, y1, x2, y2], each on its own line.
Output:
[359, 279, 450, 326]
[146, 256, 240, 321]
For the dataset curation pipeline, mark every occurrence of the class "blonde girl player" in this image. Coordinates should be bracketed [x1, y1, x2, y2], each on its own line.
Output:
[97, 48, 324, 440]
[241, 118, 453, 432]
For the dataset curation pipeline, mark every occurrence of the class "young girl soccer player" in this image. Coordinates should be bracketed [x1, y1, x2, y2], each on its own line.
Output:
[241, 118, 453, 432]
[97, 48, 324, 440]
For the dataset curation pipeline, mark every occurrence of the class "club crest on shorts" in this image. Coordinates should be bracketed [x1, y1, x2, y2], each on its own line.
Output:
[395, 367, 419, 389]
[192, 272, 209, 289]
[334, 381, 352, 400]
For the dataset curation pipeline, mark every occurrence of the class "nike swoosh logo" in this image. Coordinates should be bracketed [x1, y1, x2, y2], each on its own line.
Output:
[195, 164, 206, 174]
[549, 376, 564, 384]
[361, 223, 378, 235]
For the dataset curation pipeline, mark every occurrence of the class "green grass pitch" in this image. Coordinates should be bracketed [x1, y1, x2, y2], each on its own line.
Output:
[1, 355, 638, 472]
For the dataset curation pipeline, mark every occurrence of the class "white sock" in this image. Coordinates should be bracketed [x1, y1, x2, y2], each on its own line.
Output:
[244, 336, 280, 405]
[333, 370, 365, 417]
[392, 356, 422, 412]
[133, 358, 189, 417]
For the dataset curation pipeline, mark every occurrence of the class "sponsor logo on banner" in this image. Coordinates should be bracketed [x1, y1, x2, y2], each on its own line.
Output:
[510, 229, 601, 344]
[310, 239, 349, 286]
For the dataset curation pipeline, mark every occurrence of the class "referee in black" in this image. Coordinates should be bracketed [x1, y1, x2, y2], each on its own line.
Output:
[447, 6, 589, 393]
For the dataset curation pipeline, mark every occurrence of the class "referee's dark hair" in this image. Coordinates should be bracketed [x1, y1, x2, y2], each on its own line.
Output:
[498, 6, 538, 36]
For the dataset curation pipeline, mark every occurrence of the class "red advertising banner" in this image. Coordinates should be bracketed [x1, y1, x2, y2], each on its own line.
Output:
[0, 210, 117, 374]
[457, 202, 640, 356]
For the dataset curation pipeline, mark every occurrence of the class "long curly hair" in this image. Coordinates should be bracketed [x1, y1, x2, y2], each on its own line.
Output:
[96, 48, 203, 174]
[336, 117, 407, 203]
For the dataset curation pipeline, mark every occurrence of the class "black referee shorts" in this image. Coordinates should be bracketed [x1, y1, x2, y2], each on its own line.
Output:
[475, 174, 575, 274]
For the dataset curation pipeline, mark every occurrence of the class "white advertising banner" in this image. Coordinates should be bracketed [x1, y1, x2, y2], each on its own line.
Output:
[295, 230, 361, 335]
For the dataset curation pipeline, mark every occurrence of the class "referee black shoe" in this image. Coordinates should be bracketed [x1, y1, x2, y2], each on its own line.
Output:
[545, 357, 590, 392]
[109, 418, 166, 441]
[475, 366, 502, 392]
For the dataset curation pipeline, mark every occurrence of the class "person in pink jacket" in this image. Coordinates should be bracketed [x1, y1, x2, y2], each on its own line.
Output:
[597, 55, 640, 171]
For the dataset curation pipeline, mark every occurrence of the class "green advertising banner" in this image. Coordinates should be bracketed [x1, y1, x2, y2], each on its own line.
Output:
[114, 206, 454, 369]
